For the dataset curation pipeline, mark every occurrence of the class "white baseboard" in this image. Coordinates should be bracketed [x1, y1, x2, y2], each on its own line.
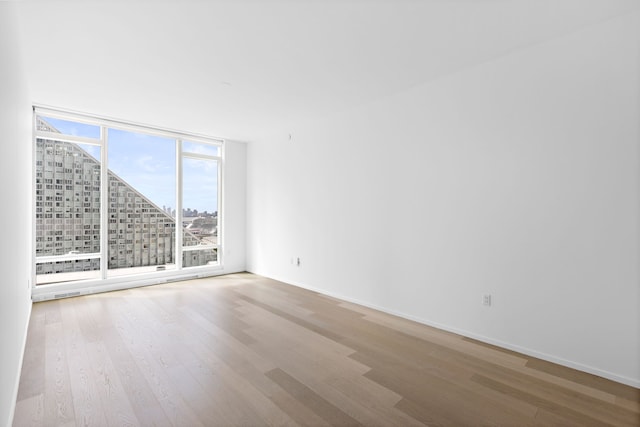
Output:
[32, 267, 245, 302]
[249, 270, 640, 389]
[7, 300, 32, 427]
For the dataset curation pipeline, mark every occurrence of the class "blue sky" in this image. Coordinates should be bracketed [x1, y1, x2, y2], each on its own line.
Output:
[43, 116, 218, 213]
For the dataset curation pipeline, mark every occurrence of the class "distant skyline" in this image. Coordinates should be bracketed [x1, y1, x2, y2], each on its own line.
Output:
[43, 116, 218, 213]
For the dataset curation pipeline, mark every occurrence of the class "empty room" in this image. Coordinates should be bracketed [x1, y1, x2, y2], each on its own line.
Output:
[1, 0, 639, 426]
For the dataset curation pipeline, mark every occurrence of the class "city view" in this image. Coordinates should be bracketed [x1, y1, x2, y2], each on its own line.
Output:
[35, 116, 220, 284]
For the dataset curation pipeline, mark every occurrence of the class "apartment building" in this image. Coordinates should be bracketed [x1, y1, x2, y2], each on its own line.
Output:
[34, 117, 214, 283]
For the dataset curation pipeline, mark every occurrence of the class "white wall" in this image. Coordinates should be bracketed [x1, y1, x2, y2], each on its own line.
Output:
[247, 11, 640, 386]
[223, 140, 247, 273]
[0, 3, 34, 426]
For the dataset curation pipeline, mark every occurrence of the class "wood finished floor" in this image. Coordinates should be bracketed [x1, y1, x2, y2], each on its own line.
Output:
[13, 273, 639, 427]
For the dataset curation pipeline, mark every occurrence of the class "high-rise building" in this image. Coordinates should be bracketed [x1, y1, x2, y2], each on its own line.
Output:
[35, 118, 215, 281]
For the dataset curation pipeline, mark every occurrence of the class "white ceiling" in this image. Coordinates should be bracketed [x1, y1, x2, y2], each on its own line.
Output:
[17, 0, 640, 141]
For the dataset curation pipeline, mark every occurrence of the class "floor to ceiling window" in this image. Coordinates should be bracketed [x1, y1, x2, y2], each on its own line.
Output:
[33, 106, 223, 297]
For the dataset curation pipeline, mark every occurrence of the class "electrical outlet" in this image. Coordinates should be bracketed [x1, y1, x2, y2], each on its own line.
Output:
[296, 257, 301, 267]
[483, 294, 492, 306]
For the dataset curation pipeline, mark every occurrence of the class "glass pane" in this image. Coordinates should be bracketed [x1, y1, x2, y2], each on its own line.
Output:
[182, 248, 218, 268]
[35, 138, 101, 259]
[36, 259, 100, 285]
[183, 140, 219, 157]
[107, 129, 177, 276]
[182, 157, 218, 248]
[37, 116, 101, 139]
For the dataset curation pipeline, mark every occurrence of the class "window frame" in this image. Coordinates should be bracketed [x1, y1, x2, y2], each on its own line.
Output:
[31, 105, 225, 301]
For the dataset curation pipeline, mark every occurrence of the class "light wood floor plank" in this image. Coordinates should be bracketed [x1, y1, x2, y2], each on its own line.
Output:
[12, 394, 44, 427]
[43, 321, 76, 426]
[14, 272, 640, 427]
[115, 296, 206, 427]
[60, 298, 108, 427]
[265, 368, 362, 426]
[16, 311, 46, 403]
